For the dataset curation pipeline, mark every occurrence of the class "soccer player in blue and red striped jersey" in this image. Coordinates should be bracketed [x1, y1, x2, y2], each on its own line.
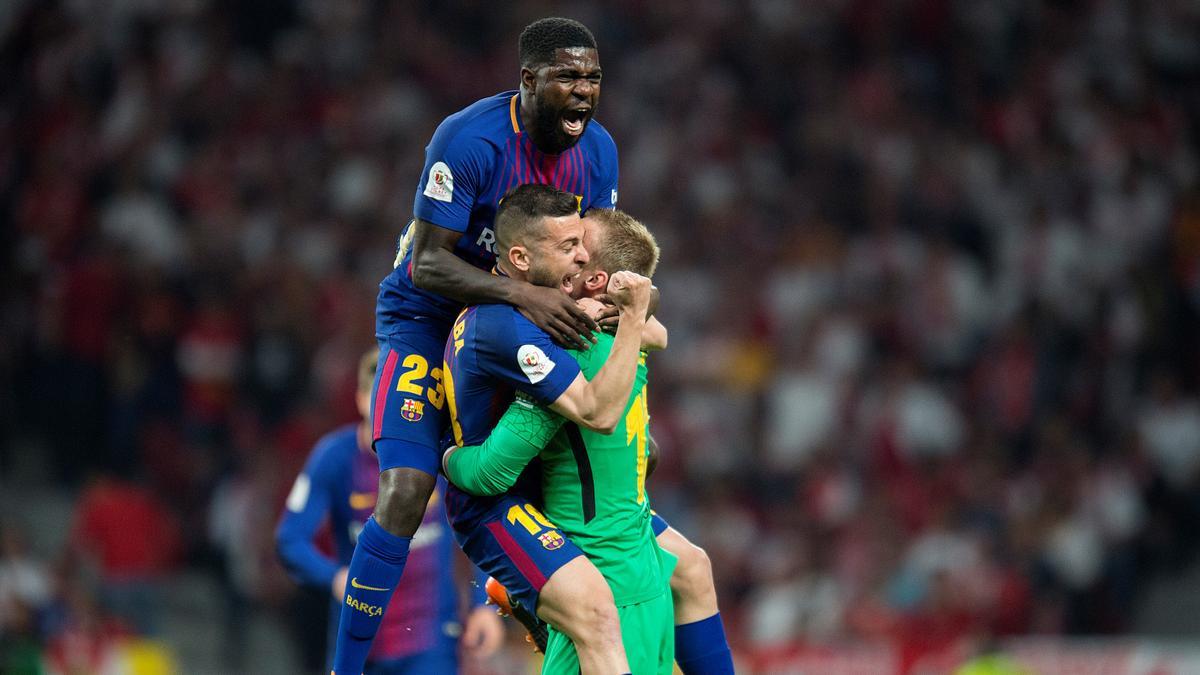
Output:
[276, 349, 503, 674]
[333, 18, 619, 675]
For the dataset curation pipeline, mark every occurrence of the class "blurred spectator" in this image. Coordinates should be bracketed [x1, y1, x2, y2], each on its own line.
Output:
[1137, 371, 1200, 491]
[0, 521, 52, 674]
[0, 521, 52, 635]
[207, 448, 290, 670]
[65, 472, 182, 636]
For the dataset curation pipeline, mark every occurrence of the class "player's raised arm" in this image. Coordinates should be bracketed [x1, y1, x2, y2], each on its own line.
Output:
[578, 296, 668, 351]
[641, 315, 668, 351]
[548, 270, 649, 433]
[411, 219, 598, 350]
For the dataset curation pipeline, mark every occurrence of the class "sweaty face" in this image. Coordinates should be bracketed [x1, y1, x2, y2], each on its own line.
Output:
[529, 47, 601, 154]
[526, 213, 589, 294]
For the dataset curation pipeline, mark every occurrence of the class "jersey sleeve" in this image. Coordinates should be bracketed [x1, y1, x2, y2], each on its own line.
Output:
[413, 123, 493, 233]
[274, 440, 342, 589]
[445, 395, 565, 496]
[477, 309, 581, 405]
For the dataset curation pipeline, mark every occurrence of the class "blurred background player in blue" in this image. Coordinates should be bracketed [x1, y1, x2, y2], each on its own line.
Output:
[276, 348, 504, 673]
[334, 17, 619, 674]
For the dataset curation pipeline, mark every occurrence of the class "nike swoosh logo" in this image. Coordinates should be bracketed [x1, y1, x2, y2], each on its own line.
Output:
[350, 578, 389, 592]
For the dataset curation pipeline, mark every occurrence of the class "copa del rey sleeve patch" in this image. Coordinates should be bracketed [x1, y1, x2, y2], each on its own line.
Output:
[285, 473, 311, 512]
[517, 344, 556, 384]
[423, 161, 454, 202]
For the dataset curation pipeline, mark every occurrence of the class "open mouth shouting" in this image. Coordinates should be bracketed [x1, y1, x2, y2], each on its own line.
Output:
[561, 107, 591, 137]
[560, 271, 580, 295]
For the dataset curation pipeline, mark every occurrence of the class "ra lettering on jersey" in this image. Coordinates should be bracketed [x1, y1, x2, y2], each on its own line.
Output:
[442, 304, 582, 449]
[276, 425, 457, 662]
[378, 91, 619, 331]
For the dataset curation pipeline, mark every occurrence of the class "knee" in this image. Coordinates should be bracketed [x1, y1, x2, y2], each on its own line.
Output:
[373, 468, 436, 536]
[670, 541, 715, 600]
[561, 586, 621, 647]
[541, 560, 621, 645]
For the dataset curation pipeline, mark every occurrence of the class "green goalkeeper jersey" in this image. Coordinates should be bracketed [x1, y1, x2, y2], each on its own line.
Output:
[539, 333, 669, 605]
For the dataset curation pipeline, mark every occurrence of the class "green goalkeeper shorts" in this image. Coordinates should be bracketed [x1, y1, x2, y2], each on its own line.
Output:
[541, 588, 675, 675]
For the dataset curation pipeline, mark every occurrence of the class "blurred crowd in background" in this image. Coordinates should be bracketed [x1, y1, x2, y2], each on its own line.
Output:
[2, 0, 1199, 673]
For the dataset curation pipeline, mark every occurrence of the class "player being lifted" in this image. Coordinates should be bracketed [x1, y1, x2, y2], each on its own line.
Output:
[275, 349, 503, 673]
[446, 208, 733, 674]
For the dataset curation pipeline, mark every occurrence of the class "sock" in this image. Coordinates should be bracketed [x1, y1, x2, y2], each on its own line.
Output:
[331, 517, 410, 674]
[675, 613, 734, 675]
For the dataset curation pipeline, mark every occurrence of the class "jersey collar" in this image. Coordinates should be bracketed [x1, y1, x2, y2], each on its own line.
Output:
[509, 94, 522, 134]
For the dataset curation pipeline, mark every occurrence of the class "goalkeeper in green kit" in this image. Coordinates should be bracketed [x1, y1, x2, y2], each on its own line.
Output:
[444, 207, 676, 674]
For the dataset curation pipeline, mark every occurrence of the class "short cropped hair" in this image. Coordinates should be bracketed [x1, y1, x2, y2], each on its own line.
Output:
[495, 184, 580, 252]
[358, 348, 379, 394]
[519, 17, 597, 69]
[585, 209, 660, 277]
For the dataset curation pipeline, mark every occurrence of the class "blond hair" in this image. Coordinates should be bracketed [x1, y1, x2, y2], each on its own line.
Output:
[584, 209, 660, 277]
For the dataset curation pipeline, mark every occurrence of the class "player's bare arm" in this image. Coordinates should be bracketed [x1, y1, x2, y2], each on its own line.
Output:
[577, 297, 667, 351]
[594, 285, 660, 328]
[410, 219, 598, 349]
[549, 270, 650, 433]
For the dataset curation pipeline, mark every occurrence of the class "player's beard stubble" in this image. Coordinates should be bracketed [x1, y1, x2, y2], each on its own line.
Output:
[530, 99, 593, 155]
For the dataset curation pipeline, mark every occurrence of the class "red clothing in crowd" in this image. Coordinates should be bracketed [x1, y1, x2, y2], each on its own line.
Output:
[69, 478, 182, 581]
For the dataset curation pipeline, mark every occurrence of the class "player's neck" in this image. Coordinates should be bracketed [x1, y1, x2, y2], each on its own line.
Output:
[518, 90, 558, 155]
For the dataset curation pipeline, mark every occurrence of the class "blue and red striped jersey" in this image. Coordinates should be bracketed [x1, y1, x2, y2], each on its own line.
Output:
[378, 90, 619, 332]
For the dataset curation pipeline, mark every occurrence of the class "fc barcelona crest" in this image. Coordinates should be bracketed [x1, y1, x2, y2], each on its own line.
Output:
[400, 398, 425, 422]
[538, 531, 565, 550]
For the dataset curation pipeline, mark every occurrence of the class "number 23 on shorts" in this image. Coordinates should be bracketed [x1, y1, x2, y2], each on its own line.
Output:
[394, 354, 445, 410]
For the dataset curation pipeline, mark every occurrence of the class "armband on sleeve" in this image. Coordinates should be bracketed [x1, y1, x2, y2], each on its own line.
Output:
[445, 398, 564, 496]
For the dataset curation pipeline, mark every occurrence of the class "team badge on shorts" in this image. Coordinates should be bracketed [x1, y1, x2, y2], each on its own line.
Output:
[538, 531, 565, 550]
[400, 399, 425, 422]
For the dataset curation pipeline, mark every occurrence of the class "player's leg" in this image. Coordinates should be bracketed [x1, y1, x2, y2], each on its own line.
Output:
[546, 576, 674, 675]
[334, 334, 447, 675]
[447, 489, 629, 675]
[653, 515, 735, 675]
[538, 556, 627, 675]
